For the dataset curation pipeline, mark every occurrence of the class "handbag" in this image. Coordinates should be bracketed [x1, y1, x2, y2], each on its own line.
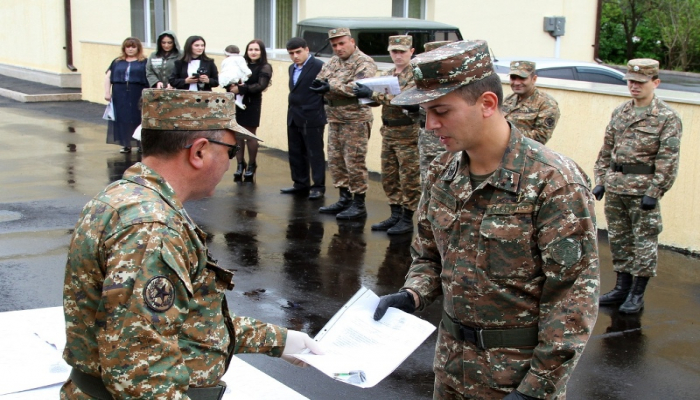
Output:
[102, 101, 115, 121]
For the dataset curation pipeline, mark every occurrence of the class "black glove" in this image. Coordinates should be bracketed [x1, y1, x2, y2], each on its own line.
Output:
[352, 82, 374, 98]
[310, 79, 330, 94]
[503, 390, 539, 400]
[401, 104, 420, 113]
[592, 185, 605, 201]
[641, 195, 657, 210]
[373, 290, 416, 321]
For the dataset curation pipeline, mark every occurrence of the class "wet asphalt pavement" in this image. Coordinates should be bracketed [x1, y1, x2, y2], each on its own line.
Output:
[1, 95, 699, 399]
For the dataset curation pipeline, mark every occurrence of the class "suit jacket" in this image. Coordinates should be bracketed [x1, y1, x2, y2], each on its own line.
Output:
[169, 59, 219, 91]
[287, 55, 327, 128]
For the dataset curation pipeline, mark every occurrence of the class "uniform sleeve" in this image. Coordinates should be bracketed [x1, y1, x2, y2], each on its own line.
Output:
[523, 99, 560, 144]
[593, 110, 617, 187]
[647, 111, 683, 199]
[517, 182, 600, 398]
[231, 316, 287, 356]
[98, 223, 192, 399]
[328, 58, 377, 97]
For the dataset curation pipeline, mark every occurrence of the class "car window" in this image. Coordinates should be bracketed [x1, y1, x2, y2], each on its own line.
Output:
[304, 31, 333, 57]
[576, 67, 626, 85]
[357, 31, 401, 57]
[537, 67, 575, 80]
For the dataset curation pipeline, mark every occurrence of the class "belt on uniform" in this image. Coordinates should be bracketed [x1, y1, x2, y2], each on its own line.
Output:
[610, 161, 655, 174]
[441, 310, 539, 350]
[69, 368, 227, 400]
[325, 97, 359, 107]
[382, 117, 415, 127]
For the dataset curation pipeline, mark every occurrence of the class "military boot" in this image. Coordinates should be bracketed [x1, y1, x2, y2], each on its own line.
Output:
[371, 204, 402, 231]
[387, 208, 414, 235]
[319, 188, 352, 214]
[619, 276, 650, 314]
[599, 272, 633, 305]
[336, 193, 367, 220]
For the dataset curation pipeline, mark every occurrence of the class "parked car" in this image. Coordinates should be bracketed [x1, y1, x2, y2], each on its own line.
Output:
[493, 57, 626, 85]
[296, 17, 463, 63]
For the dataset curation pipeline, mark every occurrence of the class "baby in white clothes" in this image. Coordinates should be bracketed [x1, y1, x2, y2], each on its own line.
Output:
[219, 45, 252, 110]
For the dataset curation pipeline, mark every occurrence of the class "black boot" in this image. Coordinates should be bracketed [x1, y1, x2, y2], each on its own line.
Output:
[599, 272, 633, 305]
[243, 162, 257, 182]
[233, 161, 246, 182]
[619, 276, 649, 314]
[371, 204, 402, 231]
[387, 208, 414, 235]
[319, 188, 352, 214]
[336, 193, 367, 220]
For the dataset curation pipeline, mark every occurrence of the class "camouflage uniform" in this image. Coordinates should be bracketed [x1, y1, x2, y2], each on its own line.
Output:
[502, 61, 560, 145]
[316, 31, 377, 194]
[391, 41, 599, 400]
[372, 51, 420, 211]
[594, 95, 682, 277]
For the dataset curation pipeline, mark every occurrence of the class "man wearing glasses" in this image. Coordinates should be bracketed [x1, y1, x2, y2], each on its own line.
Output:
[61, 90, 322, 399]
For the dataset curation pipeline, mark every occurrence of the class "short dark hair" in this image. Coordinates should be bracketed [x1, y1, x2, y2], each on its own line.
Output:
[453, 74, 503, 106]
[286, 37, 308, 51]
[224, 45, 240, 54]
[141, 129, 225, 157]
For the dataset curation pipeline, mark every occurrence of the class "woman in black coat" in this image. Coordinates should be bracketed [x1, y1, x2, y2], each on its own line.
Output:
[169, 35, 218, 91]
[227, 39, 272, 182]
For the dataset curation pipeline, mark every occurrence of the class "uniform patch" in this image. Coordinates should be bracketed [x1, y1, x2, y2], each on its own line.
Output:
[544, 117, 555, 128]
[143, 276, 175, 312]
[551, 238, 583, 267]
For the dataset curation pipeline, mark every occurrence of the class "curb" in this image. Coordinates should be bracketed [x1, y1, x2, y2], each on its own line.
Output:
[0, 87, 82, 103]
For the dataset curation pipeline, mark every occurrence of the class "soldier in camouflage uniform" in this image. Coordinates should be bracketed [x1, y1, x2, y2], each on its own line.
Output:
[374, 41, 599, 400]
[593, 59, 682, 314]
[311, 28, 378, 220]
[61, 90, 322, 399]
[417, 40, 452, 185]
[502, 61, 560, 145]
[354, 35, 420, 235]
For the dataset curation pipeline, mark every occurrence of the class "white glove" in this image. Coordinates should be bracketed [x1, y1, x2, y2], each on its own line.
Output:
[281, 330, 324, 367]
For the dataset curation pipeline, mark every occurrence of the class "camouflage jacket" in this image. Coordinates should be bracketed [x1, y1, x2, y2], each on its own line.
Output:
[62, 163, 286, 399]
[316, 47, 377, 123]
[405, 126, 599, 399]
[502, 89, 560, 144]
[593, 95, 682, 198]
[373, 66, 420, 139]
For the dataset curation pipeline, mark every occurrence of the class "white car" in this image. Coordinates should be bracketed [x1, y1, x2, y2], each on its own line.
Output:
[493, 57, 626, 86]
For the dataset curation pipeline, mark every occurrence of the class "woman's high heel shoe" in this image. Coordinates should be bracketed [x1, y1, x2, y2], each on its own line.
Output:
[233, 161, 246, 182]
[243, 162, 257, 183]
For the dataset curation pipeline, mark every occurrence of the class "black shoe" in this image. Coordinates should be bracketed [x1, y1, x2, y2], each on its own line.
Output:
[319, 188, 352, 214]
[619, 277, 649, 314]
[371, 204, 402, 231]
[336, 193, 367, 220]
[243, 162, 256, 182]
[233, 161, 246, 182]
[600, 272, 633, 305]
[308, 189, 324, 200]
[120, 147, 131, 153]
[281, 186, 310, 194]
[387, 208, 414, 235]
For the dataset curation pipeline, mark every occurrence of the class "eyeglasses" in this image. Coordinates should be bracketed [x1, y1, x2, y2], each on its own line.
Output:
[185, 139, 239, 159]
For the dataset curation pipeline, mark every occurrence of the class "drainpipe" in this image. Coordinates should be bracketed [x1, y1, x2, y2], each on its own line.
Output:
[64, 0, 77, 71]
[593, 0, 603, 63]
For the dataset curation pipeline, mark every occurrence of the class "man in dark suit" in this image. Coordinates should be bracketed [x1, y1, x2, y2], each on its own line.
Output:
[281, 37, 327, 200]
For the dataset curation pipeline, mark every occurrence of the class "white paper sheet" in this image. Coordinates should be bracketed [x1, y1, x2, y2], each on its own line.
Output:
[293, 287, 435, 388]
[354, 76, 401, 104]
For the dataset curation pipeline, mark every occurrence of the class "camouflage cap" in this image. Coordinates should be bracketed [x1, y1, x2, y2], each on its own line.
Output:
[423, 41, 453, 52]
[391, 40, 494, 105]
[509, 61, 536, 78]
[328, 27, 351, 40]
[140, 89, 259, 141]
[388, 35, 412, 51]
[624, 58, 659, 82]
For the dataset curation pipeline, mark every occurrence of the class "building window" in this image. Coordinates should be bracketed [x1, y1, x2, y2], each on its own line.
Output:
[131, 0, 169, 45]
[255, 0, 297, 49]
[392, 0, 425, 19]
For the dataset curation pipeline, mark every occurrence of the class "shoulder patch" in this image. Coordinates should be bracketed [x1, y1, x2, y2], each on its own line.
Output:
[143, 275, 175, 312]
[551, 238, 583, 267]
[544, 117, 555, 128]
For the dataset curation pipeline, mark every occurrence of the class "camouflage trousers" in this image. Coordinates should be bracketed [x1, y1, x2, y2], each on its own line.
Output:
[327, 121, 371, 194]
[381, 133, 420, 211]
[604, 192, 663, 277]
[418, 128, 444, 186]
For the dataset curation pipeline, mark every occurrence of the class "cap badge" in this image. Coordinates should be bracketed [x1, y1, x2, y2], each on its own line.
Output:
[413, 66, 423, 80]
[331, 29, 337, 34]
[395, 38, 400, 43]
[633, 66, 640, 71]
[514, 62, 520, 67]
